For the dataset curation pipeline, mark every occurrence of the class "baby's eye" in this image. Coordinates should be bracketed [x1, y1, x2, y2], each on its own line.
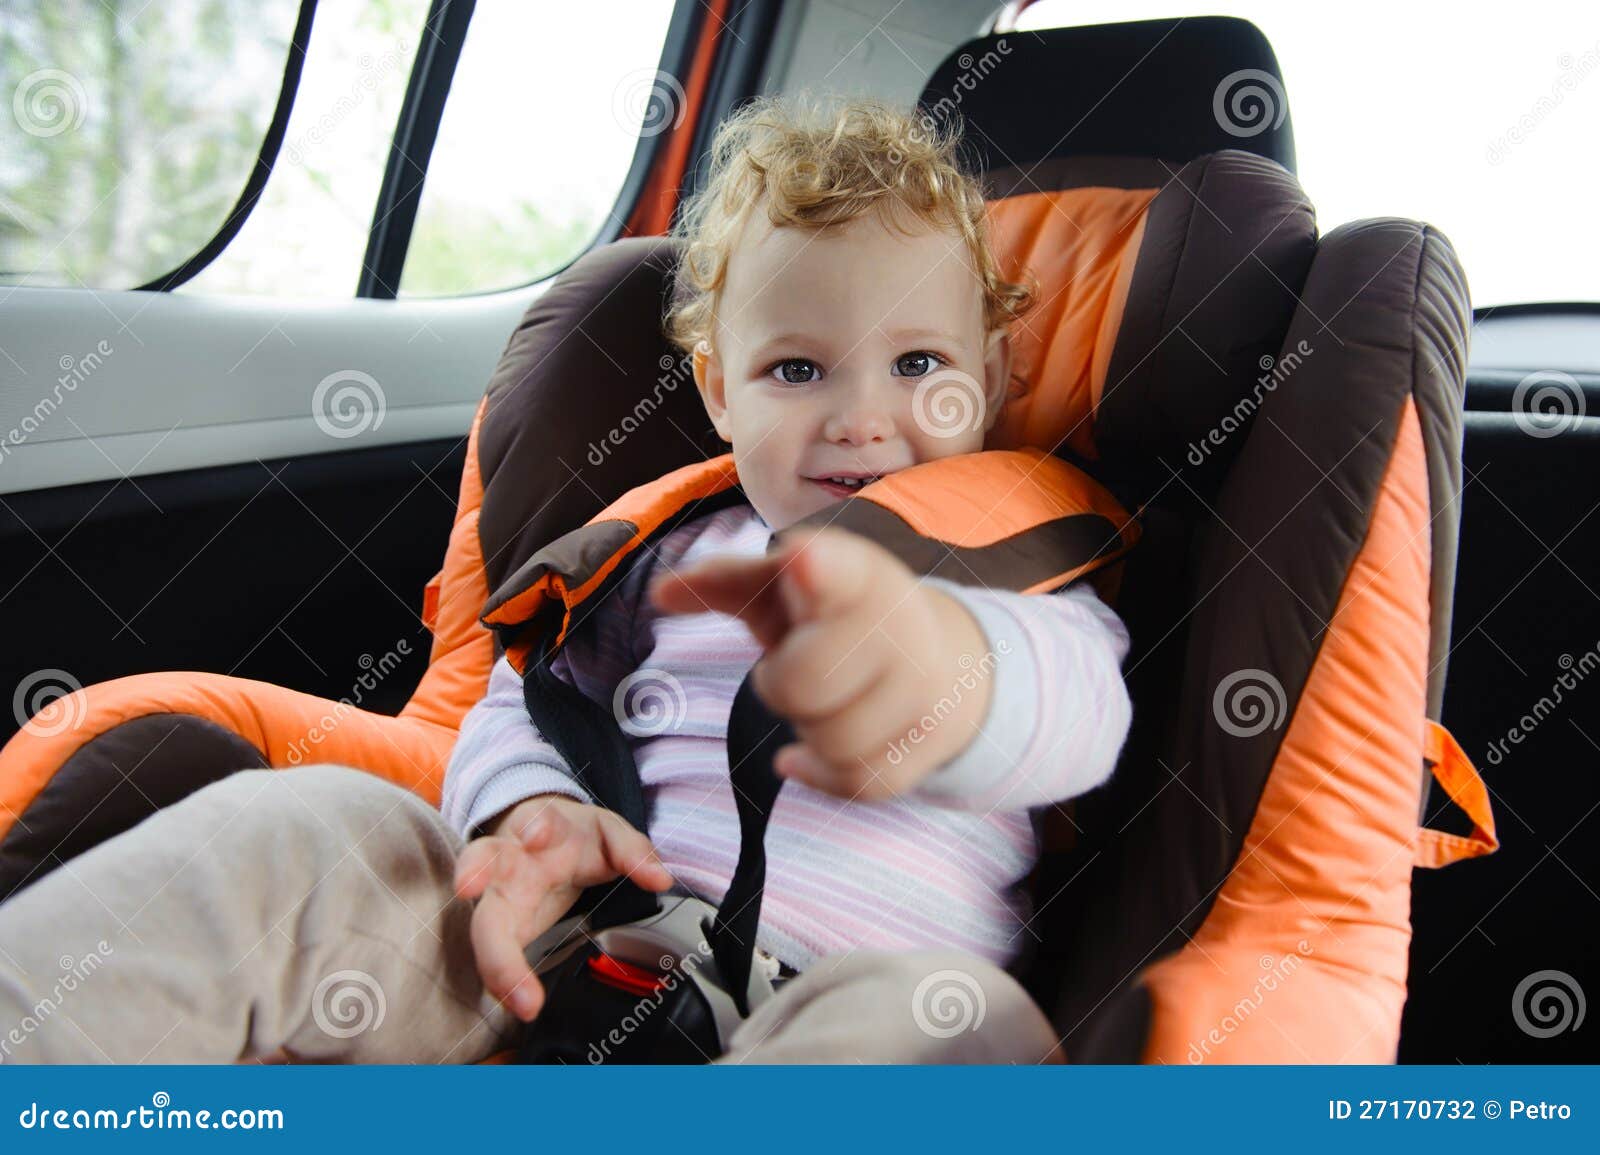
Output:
[892, 351, 945, 378]
[769, 359, 821, 386]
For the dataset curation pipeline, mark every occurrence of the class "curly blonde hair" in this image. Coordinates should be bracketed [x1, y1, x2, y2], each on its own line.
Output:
[663, 93, 1036, 359]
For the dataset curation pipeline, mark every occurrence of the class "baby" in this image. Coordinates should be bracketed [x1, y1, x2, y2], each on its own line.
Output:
[444, 96, 1134, 1030]
[0, 95, 1131, 1067]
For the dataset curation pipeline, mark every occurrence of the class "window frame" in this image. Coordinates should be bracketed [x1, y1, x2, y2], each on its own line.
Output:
[357, 0, 744, 300]
[129, 0, 319, 292]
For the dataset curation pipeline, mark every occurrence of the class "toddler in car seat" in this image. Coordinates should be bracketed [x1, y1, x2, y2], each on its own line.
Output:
[0, 93, 1132, 1065]
[443, 93, 1134, 1036]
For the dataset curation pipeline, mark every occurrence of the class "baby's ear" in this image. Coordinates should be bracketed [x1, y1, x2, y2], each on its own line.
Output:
[692, 340, 733, 442]
[980, 328, 1013, 433]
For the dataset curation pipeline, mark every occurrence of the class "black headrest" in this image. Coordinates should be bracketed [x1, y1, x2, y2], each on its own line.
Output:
[918, 16, 1295, 175]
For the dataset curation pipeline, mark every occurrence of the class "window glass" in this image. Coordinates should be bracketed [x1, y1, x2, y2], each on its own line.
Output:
[397, 0, 678, 297]
[183, 0, 429, 297]
[1014, 1, 1600, 306]
[0, 0, 300, 289]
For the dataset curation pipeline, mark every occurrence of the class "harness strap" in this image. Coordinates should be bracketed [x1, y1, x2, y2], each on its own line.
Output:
[706, 672, 795, 1017]
[522, 640, 660, 927]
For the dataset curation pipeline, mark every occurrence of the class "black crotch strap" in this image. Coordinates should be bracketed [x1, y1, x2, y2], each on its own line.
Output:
[707, 670, 795, 1017]
[521, 640, 660, 930]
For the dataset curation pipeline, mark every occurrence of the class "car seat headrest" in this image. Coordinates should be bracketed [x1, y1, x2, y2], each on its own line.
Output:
[917, 16, 1311, 500]
[475, 237, 716, 598]
[918, 16, 1295, 173]
[979, 149, 1315, 497]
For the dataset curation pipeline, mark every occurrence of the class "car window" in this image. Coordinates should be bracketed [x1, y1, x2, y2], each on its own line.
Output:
[0, 0, 302, 290]
[1013, 1, 1600, 307]
[182, 0, 430, 298]
[397, 0, 678, 297]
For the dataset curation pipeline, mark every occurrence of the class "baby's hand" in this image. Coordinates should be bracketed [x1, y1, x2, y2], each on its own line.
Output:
[648, 527, 993, 800]
[453, 794, 673, 1021]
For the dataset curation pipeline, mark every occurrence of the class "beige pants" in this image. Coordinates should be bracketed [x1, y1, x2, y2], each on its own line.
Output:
[0, 764, 1063, 1065]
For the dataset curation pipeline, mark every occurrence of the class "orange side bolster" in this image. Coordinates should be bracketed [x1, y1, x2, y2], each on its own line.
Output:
[0, 672, 459, 844]
[1414, 720, 1499, 868]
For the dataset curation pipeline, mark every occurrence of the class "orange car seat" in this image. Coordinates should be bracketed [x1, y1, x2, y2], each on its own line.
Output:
[0, 17, 1495, 1062]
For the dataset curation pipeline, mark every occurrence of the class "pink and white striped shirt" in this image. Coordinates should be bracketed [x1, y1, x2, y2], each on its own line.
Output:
[442, 503, 1132, 971]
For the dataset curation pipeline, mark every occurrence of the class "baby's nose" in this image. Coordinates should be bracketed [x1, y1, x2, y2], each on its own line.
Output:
[823, 387, 895, 445]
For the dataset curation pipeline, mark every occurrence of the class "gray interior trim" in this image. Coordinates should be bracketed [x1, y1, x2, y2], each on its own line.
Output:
[0, 282, 544, 496]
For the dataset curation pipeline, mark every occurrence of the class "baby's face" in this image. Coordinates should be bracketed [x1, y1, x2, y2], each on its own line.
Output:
[692, 208, 1012, 531]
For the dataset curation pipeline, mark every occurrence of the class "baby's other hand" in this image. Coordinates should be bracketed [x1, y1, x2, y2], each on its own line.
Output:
[648, 527, 993, 800]
[453, 794, 673, 1021]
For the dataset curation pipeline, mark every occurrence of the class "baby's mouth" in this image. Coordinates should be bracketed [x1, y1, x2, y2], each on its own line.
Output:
[804, 471, 889, 498]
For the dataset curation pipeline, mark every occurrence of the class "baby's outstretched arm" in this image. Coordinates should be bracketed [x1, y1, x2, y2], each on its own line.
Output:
[908, 577, 1132, 811]
[648, 526, 1131, 809]
[650, 528, 1025, 798]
